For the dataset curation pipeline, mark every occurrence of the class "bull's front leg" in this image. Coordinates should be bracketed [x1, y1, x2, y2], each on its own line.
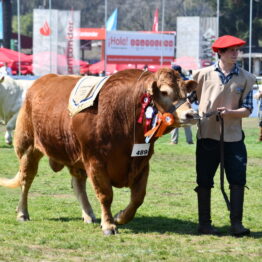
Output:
[98, 185, 117, 235]
[114, 164, 149, 225]
[85, 163, 117, 235]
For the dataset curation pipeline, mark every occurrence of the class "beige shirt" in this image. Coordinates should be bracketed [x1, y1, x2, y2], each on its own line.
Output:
[193, 65, 256, 142]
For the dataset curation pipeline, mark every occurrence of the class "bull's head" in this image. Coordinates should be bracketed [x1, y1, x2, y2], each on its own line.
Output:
[148, 67, 198, 127]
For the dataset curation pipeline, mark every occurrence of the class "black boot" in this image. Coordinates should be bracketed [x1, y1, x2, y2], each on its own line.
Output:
[195, 186, 219, 235]
[230, 185, 250, 237]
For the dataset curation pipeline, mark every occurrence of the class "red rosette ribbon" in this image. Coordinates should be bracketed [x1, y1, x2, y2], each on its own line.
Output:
[137, 93, 152, 124]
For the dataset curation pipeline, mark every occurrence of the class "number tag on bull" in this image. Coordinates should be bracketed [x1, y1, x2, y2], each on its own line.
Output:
[131, 144, 150, 157]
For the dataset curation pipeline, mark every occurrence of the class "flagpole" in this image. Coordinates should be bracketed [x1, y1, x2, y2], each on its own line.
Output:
[104, 0, 107, 75]
[216, 0, 219, 37]
[49, 0, 52, 73]
[161, 0, 165, 66]
[248, 0, 252, 73]
[17, 0, 21, 75]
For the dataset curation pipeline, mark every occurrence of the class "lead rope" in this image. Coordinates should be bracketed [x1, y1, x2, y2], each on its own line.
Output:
[217, 112, 231, 211]
[200, 111, 231, 211]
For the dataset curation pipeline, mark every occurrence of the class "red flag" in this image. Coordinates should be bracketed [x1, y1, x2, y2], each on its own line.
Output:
[152, 8, 159, 32]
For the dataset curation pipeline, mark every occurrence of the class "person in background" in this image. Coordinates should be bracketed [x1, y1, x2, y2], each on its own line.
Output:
[99, 70, 106, 76]
[254, 87, 262, 141]
[6, 63, 12, 75]
[0, 62, 12, 76]
[170, 64, 194, 144]
[188, 69, 193, 80]
[190, 35, 256, 236]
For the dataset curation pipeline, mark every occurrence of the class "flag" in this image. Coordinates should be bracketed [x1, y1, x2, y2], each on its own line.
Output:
[152, 8, 158, 32]
[106, 8, 118, 31]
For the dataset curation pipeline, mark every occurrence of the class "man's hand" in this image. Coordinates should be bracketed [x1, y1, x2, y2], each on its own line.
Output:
[217, 107, 250, 119]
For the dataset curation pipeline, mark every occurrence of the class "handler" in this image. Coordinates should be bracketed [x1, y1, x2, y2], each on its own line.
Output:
[189, 35, 256, 236]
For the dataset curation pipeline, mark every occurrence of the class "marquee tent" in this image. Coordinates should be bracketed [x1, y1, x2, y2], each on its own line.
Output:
[173, 56, 200, 70]
[23, 52, 88, 67]
[88, 60, 168, 75]
[22, 52, 89, 75]
[0, 48, 29, 63]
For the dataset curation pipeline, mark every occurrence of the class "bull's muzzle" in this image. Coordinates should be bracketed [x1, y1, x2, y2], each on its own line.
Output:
[177, 108, 199, 126]
[186, 111, 201, 120]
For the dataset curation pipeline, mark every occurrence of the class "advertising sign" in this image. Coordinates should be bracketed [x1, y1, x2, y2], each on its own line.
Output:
[106, 31, 175, 64]
[33, 9, 80, 75]
[74, 28, 106, 40]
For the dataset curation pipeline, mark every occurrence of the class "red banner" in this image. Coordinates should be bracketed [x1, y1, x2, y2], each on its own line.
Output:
[152, 8, 159, 32]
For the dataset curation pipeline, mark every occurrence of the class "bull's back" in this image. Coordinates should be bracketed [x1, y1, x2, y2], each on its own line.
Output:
[19, 74, 82, 165]
[28, 74, 78, 105]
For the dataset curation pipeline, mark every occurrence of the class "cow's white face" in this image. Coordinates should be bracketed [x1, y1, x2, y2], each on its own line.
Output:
[150, 68, 198, 127]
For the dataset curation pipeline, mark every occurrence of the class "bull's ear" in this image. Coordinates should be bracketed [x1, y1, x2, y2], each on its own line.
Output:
[148, 81, 160, 96]
[0, 76, 5, 83]
[184, 80, 197, 93]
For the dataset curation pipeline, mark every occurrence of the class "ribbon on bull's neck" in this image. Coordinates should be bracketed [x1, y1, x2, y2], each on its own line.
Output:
[137, 93, 152, 124]
[144, 112, 180, 138]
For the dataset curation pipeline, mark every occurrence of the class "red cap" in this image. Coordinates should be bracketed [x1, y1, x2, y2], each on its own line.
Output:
[212, 35, 246, 52]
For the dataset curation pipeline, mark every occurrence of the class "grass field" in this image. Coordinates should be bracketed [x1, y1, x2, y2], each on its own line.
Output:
[0, 119, 261, 262]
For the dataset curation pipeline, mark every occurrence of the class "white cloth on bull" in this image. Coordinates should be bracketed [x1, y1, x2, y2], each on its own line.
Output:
[68, 75, 110, 116]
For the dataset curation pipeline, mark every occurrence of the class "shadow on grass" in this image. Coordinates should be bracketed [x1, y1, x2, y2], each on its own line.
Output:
[0, 144, 13, 149]
[119, 216, 197, 235]
[49, 217, 83, 222]
[123, 218, 262, 238]
[47, 216, 262, 237]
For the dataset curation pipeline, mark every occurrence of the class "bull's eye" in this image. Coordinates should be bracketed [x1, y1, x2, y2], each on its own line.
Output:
[161, 91, 168, 96]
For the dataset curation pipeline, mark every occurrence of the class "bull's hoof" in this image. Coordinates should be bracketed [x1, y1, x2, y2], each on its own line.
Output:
[103, 228, 118, 235]
[82, 210, 96, 224]
[17, 215, 30, 222]
[114, 210, 125, 225]
[83, 216, 96, 224]
[114, 210, 133, 225]
[5, 140, 12, 145]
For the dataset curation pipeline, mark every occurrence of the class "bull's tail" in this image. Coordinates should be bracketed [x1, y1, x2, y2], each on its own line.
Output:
[0, 172, 21, 188]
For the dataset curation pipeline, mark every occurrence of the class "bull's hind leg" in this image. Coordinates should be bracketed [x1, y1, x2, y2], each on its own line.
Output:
[13, 106, 43, 221]
[16, 147, 43, 221]
[114, 164, 149, 225]
[70, 168, 96, 223]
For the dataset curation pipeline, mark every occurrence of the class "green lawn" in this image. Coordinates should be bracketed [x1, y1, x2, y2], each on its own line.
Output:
[0, 119, 261, 262]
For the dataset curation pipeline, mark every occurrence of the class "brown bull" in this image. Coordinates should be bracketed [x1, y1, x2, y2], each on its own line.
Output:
[0, 68, 198, 235]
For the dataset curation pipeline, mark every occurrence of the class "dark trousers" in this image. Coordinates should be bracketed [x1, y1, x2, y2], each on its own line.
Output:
[196, 137, 247, 188]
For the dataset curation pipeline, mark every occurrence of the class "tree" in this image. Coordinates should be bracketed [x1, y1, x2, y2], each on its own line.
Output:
[210, 0, 262, 50]
[8, 0, 262, 51]
[12, 13, 33, 37]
